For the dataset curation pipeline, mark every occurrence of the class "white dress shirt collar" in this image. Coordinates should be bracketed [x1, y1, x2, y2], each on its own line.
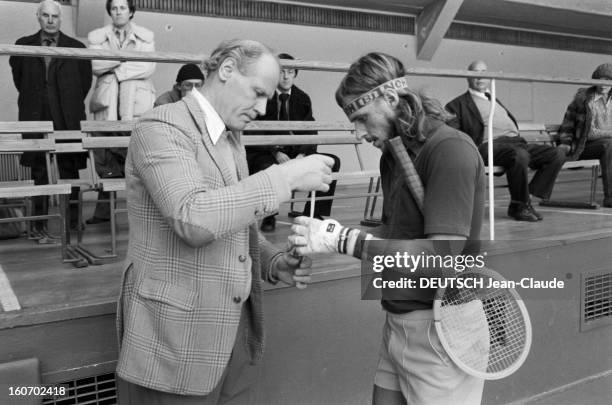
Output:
[192, 90, 226, 145]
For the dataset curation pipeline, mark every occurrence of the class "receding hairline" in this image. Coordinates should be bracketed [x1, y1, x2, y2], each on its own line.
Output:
[468, 60, 487, 71]
[37, 0, 62, 16]
[206, 40, 278, 77]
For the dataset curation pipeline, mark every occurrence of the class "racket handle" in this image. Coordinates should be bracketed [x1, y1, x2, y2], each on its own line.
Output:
[388, 137, 425, 214]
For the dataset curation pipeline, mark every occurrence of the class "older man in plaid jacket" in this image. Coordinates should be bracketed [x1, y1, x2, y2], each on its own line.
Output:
[115, 39, 333, 404]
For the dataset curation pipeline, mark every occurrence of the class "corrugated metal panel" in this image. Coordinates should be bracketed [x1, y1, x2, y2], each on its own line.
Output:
[134, 0, 415, 34]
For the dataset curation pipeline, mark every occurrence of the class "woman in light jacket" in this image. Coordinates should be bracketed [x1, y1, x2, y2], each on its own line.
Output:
[86, 0, 155, 224]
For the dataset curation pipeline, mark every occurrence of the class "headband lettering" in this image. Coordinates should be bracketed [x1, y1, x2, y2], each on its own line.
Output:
[342, 77, 410, 116]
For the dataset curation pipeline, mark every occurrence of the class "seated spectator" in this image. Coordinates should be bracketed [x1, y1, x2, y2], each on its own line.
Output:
[558, 63, 612, 208]
[446, 60, 566, 222]
[246, 53, 340, 232]
[154, 63, 205, 106]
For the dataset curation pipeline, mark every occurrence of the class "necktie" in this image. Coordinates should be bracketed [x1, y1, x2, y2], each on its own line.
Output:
[484, 92, 492, 101]
[42, 37, 55, 73]
[115, 29, 126, 47]
[278, 93, 290, 121]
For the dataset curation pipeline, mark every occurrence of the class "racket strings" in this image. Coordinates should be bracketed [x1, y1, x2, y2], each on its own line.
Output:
[438, 273, 530, 375]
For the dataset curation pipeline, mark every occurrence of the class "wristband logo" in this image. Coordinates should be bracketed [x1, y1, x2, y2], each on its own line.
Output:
[326, 223, 336, 232]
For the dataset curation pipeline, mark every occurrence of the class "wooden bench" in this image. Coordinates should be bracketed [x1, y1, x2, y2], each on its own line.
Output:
[242, 121, 382, 224]
[0, 137, 76, 263]
[78, 129, 132, 263]
[485, 123, 600, 208]
[0, 122, 56, 242]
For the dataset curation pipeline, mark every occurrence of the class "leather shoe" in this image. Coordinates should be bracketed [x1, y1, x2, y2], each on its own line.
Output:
[526, 202, 543, 221]
[508, 204, 539, 222]
[260, 216, 275, 232]
[86, 216, 110, 225]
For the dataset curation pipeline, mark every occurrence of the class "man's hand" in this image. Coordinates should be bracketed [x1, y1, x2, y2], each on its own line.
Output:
[557, 144, 571, 156]
[289, 216, 343, 255]
[275, 151, 291, 164]
[271, 252, 312, 289]
[279, 154, 333, 192]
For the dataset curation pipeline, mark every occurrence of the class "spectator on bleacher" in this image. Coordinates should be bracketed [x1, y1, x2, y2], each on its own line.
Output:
[558, 63, 612, 208]
[446, 60, 566, 222]
[115, 39, 333, 404]
[289, 52, 486, 405]
[86, 0, 156, 224]
[9, 0, 92, 231]
[247, 53, 340, 232]
[154, 63, 205, 107]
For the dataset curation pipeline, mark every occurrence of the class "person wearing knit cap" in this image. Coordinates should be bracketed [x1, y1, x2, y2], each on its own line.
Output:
[559, 63, 612, 207]
[154, 63, 205, 106]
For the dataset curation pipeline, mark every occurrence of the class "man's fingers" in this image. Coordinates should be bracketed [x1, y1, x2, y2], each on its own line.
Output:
[320, 154, 335, 168]
[293, 268, 311, 277]
[292, 217, 313, 227]
[283, 253, 302, 266]
[316, 183, 330, 192]
[295, 246, 309, 256]
[293, 274, 311, 284]
[312, 154, 334, 168]
[298, 255, 312, 268]
[288, 235, 308, 247]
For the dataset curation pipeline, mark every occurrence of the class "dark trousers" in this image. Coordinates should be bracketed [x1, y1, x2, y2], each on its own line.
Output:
[23, 93, 80, 228]
[479, 136, 566, 203]
[91, 132, 128, 220]
[29, 157, 80, 229]
[302, 153, 340, 217]
[118, 302, 257, 405]
[578, 138, 612, 201]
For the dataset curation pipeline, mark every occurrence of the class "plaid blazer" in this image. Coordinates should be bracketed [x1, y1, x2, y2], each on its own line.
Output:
[116, 95, 288, 395]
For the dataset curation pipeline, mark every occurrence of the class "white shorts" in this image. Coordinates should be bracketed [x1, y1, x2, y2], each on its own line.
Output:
[374, 310, 484, 405]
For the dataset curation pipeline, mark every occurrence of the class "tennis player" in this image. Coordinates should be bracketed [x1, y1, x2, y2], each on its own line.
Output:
[289, 52, 487, 405]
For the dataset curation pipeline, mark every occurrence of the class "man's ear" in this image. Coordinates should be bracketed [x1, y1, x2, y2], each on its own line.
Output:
[383, 90, 400, 109]
[218, 58, 236, 83]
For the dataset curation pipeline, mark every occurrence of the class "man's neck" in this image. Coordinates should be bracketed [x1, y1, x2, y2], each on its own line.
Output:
[114, 23, 132, 33]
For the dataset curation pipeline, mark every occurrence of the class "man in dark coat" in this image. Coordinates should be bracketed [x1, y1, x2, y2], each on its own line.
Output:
[246, 53, 340, 232]
[9, 0, 92, 230]
[446, 60, 565, 222]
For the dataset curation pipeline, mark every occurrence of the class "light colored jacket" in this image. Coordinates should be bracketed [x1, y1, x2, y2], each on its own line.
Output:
[116, 95, 289, 395]
[88, 23, 156, 120]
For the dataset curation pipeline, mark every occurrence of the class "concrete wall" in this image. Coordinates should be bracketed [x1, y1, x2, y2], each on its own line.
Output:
[259, 239, 612, 404]
[1, 1, 610, 174]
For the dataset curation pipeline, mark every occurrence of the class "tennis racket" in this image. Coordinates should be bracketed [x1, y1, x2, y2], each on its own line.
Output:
[433, 267, 532, 379]
[387, 136, 532, 380]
